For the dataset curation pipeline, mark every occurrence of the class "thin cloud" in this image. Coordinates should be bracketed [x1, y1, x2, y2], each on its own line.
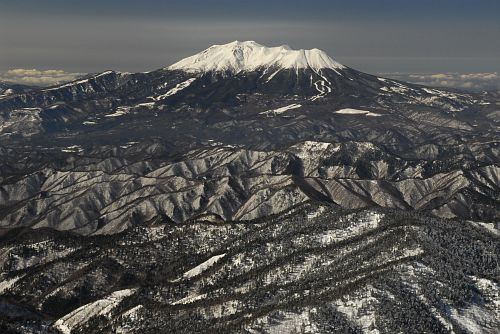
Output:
[382, 72, 500, 91]
[0, 68, 84, 86]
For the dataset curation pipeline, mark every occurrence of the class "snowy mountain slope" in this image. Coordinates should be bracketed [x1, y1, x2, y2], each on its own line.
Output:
[0, 141, 497, 235]
[168, 40, 345, 74]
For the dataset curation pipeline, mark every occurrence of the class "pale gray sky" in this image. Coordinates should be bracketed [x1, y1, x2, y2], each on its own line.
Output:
[1, 1, 499, 89]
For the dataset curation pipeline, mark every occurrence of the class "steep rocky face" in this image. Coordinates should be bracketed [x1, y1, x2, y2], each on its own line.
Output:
[0, 205, 498, 333]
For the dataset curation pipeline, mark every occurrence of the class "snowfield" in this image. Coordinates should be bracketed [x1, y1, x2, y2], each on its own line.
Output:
[260, 103, 302, 116]
[168, 41, 345, 74]
[334, 108, 382, 117]
[104, 106, 131, 118]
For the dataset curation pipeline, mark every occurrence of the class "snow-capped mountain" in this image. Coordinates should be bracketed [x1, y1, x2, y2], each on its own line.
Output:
[0, 41, 499, 334]
[0, 40, 498, 229]
[168, 40, 345, 74]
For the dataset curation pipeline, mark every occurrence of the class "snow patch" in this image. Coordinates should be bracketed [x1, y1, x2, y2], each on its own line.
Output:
[467, 221, 499, 236]
[0, 275, 23, 294]
[265, 70, 281, 82]
[3, 88, 15, 95]
[470, 276, 500, 318]
[172, 293, 208, 305]
[307, 206, 327, 220]
[115, 305, 144, 333]
[135, 102, 155, 108]
[54, 288, 137, 334]
[334, 108, 382, 117]
[154, 78, 196, 100]
[105, 106, 131, 118]
[260, 103, 302, 116]
[173, 253, 226, 281]
[311, 80, 332, 101]
[421, 88, 462, 99]
[61, 145, 83, 153]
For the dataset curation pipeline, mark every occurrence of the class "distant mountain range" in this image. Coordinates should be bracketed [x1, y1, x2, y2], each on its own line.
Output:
[0, 41, 498, 333]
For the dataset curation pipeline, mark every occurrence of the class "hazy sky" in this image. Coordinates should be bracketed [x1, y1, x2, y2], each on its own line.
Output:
[1, 0, 499, 88]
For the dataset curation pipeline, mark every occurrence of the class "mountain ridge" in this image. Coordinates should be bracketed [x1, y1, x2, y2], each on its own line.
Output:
[168, 40, 346, 74]
[0, 41, 498, 233]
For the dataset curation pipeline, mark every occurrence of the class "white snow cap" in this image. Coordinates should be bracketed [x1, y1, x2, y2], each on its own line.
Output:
[168, 41, 345, 74]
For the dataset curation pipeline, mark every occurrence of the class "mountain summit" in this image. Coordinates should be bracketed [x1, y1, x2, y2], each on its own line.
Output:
[168, 40, 345, 74]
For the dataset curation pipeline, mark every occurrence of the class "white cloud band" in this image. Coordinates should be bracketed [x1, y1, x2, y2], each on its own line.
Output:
[381, 72, 500, 91]
[0, 68, 85, 86]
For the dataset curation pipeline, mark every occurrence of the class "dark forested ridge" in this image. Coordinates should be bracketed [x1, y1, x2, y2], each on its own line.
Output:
[0, 204, 498, 333]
